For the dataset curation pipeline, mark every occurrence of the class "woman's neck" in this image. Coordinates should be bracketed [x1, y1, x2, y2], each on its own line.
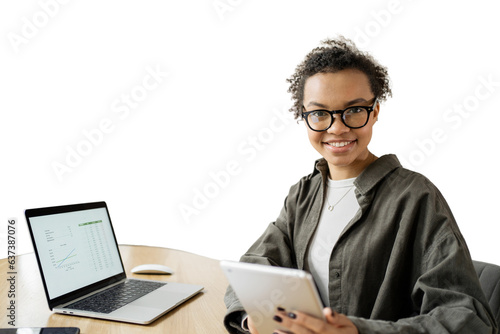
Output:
[328, 152, 378, 180]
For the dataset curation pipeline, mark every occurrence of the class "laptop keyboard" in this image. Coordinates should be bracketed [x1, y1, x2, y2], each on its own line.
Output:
[64, 280, 167, 314]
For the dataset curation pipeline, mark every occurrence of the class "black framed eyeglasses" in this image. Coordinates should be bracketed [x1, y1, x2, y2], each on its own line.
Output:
[302, 97, 378, 131]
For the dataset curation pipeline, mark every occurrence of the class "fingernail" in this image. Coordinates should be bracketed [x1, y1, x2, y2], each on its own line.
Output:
[273, 315, 282, 323]
[288, 312, 297, 319]
[277, 306, 285, 312]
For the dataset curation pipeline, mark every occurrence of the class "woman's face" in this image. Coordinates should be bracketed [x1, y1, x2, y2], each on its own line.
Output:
[303, 69, 380, 180]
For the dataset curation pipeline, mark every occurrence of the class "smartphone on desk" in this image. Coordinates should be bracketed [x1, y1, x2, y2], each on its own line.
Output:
[0, 328, 79, 334]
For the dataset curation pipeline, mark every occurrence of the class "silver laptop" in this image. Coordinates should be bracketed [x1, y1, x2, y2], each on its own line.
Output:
[25, 201, 203, 324]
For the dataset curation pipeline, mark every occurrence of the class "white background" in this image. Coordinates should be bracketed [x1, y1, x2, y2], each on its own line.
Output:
[1, 0, 499, 265]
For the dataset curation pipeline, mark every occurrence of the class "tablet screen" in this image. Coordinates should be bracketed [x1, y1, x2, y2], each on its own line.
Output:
[220, 261, 325, 333]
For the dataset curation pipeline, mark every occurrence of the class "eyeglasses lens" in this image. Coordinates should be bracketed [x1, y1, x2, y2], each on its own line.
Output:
[344, 107, 369, 127]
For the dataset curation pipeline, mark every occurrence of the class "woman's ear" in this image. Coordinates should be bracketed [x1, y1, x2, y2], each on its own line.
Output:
[373, 102, 380, 122]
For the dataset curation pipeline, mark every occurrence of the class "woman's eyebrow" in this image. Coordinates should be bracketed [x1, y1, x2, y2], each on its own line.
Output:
[306, 97, 370, 109]
[306, 101, 329, 108]
[345, 97, 369, 105]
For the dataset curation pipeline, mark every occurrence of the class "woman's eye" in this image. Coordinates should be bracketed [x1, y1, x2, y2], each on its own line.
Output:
[346, 107, 364, 114]
[311, 110, 329, 117]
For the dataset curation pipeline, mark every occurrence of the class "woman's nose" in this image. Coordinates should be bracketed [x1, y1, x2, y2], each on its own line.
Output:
[326, 114, 350, 135]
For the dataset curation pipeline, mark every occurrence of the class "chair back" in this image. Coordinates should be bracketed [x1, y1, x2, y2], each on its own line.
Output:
[473, 260, 500, 327]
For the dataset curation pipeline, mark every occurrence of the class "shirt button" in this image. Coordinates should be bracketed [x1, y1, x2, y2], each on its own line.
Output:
[335, 271, 340, 278]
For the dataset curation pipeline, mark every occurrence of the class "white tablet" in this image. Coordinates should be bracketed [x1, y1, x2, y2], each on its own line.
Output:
[220, 260, 325, 333]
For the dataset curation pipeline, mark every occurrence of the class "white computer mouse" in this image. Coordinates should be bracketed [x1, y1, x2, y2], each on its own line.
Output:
[131, 264, 174, 275]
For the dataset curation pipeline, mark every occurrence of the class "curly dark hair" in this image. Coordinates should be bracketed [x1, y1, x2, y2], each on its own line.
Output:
[286, 36, 392, 119]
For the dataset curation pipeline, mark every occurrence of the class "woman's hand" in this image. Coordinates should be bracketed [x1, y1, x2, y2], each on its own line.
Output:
[272, 307, 358, 334]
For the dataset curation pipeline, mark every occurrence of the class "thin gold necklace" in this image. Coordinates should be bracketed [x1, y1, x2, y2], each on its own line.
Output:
[327, 185, 355, 211]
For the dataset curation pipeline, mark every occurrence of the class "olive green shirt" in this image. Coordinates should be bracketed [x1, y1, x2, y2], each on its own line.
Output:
[224, 154, 497, 333]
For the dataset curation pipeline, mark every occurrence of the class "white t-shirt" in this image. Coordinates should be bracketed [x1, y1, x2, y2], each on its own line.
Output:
[306, 177, 360, 306]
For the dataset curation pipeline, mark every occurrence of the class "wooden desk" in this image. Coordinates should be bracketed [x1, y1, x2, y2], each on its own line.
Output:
[0, 245, 229, 333]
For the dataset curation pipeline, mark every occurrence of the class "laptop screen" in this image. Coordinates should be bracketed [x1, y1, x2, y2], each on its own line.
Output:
[28, 205, 124, 299]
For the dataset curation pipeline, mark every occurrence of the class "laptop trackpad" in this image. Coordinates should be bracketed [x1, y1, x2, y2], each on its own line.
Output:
[111, 291, 188, 322]
[133, 289, 195, 309]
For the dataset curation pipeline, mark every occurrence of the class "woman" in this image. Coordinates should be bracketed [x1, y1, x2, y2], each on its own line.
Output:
[224, 37, 497, 334]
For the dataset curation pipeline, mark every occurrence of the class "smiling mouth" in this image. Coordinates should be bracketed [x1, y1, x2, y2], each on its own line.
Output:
[325, 140, 355, 147]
